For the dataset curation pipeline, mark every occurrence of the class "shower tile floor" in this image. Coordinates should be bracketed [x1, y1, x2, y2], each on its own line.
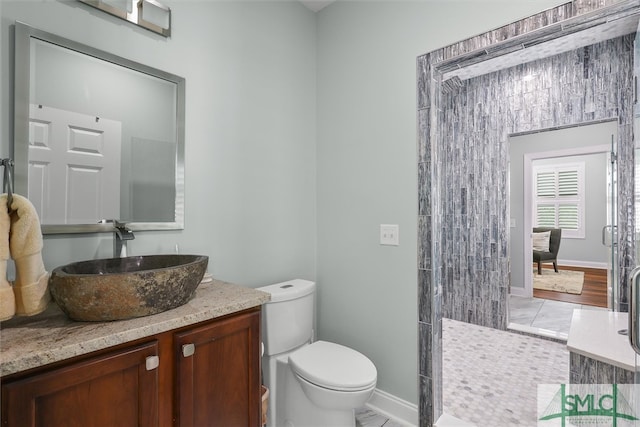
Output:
[330, 292, 608, 425]
[442, 317, 569, 426]
[356, 313, 573, 427]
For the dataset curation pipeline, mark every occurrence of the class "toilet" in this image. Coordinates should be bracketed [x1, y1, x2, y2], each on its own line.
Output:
[258, 279, 377, 427]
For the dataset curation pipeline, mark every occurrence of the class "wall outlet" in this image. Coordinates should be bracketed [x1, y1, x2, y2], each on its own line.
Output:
[380, 224, 399, 246]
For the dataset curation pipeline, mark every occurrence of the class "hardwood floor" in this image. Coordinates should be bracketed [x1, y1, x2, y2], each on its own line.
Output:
[532, 264, 608, 308]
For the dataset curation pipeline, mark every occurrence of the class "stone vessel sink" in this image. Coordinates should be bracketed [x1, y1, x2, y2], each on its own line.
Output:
[49, 254, 209, 322]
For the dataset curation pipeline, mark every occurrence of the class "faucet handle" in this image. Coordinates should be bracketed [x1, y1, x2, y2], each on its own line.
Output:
[116, 223, 135, 241]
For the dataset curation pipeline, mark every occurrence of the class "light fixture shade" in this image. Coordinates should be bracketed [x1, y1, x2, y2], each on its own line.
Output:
[102, 0, 131, 13]
[140, 0, 171, 31]
[77, 0, 171, 37]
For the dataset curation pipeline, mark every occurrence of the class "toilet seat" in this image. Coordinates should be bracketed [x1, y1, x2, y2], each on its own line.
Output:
[288, 340, 377, 392]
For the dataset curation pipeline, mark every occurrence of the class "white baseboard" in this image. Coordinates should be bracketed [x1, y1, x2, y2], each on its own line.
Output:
[509, 287, 527, 297]
[366, 388, 418, 426]
[557, 259, 607, 270]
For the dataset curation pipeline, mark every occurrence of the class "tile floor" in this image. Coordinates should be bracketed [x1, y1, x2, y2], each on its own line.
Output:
[356, 309, 574, 427]
[509, 295, 607, 337]
[356, 301, 613, 427]
[442, 317, 569, 426]
[355, 408, 406, 427]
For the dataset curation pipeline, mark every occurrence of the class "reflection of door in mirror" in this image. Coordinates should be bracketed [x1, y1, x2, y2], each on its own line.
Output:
[129, 137, 175, 223]
[28, 105, 121, 224]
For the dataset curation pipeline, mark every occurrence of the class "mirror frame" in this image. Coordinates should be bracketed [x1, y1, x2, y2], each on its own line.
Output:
[13, 21, 185, 234]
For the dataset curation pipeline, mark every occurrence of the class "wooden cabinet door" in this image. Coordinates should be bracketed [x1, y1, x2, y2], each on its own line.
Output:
[175, 309, 261, 427]
[2, 341, 159, 427]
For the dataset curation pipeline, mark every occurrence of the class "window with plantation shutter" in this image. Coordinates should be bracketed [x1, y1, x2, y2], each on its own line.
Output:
[533, 163, 585, 238]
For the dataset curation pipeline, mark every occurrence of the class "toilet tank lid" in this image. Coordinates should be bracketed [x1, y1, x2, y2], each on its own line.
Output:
[257, 279, 315, 303]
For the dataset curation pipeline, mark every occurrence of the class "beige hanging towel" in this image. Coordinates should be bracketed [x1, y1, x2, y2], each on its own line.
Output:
[10, 194, 49, 316]
[0, 194, 14, 321]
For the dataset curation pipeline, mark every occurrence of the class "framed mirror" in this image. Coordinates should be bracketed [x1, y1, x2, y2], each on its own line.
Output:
[13, 21, 185, 234]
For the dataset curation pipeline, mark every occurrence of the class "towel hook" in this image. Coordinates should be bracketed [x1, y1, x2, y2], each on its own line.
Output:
[1, 159, 14, 212]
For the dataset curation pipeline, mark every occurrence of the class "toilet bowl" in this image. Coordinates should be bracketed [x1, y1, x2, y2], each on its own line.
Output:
[290, 341, 376, 410]
[258, 280, 377, 427]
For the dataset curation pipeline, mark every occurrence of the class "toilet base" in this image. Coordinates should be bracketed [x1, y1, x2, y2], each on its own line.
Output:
[263, 341, 376, 427]
[265, 354, 357, 427]
[281, 360, 355, 427]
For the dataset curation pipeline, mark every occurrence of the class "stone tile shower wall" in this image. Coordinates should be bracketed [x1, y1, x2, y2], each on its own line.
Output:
[417, 52, 442, 427]
[440, 35, 634, 327]
[417, 1, 638, 425]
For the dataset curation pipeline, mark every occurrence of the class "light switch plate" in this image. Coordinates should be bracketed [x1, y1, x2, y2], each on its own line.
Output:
[380, 224, 399, 246]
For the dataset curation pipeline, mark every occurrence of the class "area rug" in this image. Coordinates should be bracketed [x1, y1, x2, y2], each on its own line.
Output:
[533, 269, 584, 294]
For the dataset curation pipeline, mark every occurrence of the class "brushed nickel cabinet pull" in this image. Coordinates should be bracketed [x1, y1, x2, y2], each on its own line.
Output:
[182, 343, 195, 357]
[145, 355, 159, 371]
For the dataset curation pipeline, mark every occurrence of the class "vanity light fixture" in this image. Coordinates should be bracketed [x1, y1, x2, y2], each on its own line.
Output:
[78, 0, 171, 37]
[102, 0, 132, 13]
[139, 0, 171, 32]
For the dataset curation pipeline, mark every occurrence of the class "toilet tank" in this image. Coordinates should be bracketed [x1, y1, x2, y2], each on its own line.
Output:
[258, 279, 315, 356]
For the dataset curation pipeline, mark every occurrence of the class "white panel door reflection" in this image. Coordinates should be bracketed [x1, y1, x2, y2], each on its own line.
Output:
[28, 105, 121, 224]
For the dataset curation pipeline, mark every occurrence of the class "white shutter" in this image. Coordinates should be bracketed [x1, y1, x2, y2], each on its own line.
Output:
[536, 172, 556, 198]
[558, 204, 579, 230]
[536, 205, 556, 227]
[532, 162, 584, 238]
[558, 170, 578, 196]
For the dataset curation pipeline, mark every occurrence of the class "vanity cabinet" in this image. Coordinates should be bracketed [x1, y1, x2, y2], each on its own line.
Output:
[1, 340, 160, 427]
[1, 307, 261, 427]
[175, 308, 261, 426]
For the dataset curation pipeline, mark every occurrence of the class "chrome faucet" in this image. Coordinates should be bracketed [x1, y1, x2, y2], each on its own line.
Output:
[99, 220, 135, 257]
[114, 222, 135, 257]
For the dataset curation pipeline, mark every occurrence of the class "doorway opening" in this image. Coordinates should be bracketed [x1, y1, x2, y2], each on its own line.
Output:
[508, 122, 616, 338]
[417, 2, 640, 425]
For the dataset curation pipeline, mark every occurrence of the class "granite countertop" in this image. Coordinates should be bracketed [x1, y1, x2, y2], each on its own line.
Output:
[0, 279, 270, 377]
[567, 309, 635, 371]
